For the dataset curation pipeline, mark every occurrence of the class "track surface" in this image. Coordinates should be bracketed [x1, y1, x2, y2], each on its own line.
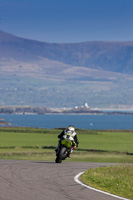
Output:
[0, 160, 123, 200]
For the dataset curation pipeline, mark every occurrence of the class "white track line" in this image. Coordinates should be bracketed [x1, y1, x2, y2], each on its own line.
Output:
[74, 172, 129, 200]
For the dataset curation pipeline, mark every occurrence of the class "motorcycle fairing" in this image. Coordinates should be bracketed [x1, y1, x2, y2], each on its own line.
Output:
[61, 138, 72, 148]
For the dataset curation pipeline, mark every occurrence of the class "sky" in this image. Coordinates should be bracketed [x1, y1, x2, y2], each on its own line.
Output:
[0, 0, 133, 43]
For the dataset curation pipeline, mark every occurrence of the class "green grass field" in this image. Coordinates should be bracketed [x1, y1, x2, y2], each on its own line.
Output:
[81, 165, 133, 199]
[0, 127, 133, 163]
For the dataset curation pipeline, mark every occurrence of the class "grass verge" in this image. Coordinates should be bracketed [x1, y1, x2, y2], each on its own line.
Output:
[81, 165, 133, 200]
[0, 127, 133, 163]
[0, 149, 133, 163]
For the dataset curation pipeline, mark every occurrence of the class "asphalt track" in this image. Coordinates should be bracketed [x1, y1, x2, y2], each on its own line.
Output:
[0, 160, 126, 200]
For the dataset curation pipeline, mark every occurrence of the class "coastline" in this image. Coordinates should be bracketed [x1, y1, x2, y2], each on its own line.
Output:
[0, 105, 133, 115]
[0, 118, 11, 125]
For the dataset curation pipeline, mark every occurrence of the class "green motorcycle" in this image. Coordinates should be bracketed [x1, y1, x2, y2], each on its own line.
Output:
[55, 136, 76, 163]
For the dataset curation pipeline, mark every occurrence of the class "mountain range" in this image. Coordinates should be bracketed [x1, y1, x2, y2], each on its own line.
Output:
[0, 30, 133, 108]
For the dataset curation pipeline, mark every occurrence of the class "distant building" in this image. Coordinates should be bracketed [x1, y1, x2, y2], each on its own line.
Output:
[75, 106, 78, 109]
[85, 103, 89, 108]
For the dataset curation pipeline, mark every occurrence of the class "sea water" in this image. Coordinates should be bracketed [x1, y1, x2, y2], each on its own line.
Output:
[0, 114, 133, 130]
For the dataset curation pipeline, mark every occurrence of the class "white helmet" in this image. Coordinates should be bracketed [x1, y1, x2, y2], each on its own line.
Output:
[68, 125, 75, 132]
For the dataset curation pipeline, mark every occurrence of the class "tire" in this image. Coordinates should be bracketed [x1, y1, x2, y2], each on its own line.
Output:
[59, 147, 67, 160]
[55, 147, 67, 163]
[55, 157, 62, 163]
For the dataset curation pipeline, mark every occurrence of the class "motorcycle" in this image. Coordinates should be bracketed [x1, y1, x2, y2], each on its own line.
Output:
[55, 136, 76, 163]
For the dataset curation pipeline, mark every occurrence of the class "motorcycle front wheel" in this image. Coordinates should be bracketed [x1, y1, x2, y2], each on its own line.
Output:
[55, 147, 67, 163]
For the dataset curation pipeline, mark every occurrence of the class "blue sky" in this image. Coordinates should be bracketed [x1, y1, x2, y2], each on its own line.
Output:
[0, 0, 133, 43]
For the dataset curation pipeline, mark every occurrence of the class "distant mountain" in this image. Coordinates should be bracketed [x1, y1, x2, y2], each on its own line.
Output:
[0, 30, 133, 108]
[1, 30, 133, 74]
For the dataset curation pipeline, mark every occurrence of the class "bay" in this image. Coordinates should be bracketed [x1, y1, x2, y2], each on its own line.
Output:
[0, 114, 133, 130]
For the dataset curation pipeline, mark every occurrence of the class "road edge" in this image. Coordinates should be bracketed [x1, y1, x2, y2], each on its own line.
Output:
[74, 172, 129, 200]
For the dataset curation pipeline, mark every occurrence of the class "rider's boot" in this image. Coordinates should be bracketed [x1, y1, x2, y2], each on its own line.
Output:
[67, 148, 73, 158]
[55, 143, 60, 152]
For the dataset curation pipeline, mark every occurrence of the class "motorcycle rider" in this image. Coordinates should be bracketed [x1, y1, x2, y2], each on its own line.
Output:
[55, 125, 79, 157]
